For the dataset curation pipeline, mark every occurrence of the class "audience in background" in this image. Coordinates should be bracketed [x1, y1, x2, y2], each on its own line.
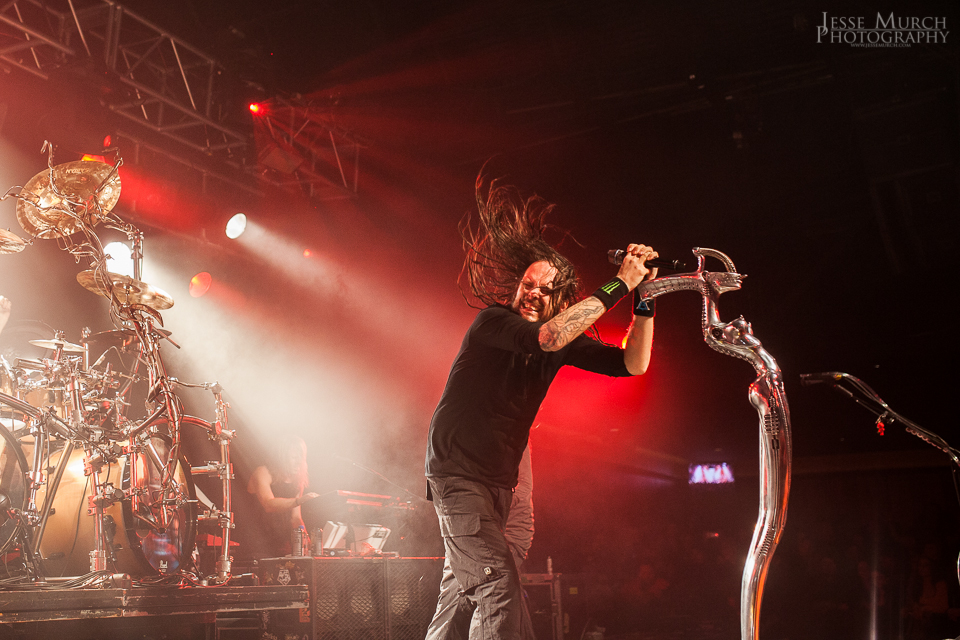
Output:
[528, 479, 959, 640]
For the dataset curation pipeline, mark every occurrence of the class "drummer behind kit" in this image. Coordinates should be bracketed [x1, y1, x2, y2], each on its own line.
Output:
[0, 147, 236, 585]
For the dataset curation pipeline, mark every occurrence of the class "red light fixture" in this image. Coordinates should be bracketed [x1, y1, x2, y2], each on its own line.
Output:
[303, 248, 313, 258]
[248, 103, 263, 115]
[189, 272, 213, 298]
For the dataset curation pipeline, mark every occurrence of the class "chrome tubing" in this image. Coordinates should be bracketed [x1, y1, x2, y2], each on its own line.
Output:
[635, 247, 792, 640]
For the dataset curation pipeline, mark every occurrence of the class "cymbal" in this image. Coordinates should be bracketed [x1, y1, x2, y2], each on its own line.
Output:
[28, 338, 85, 353]
[0, 228, 26, 254]
[83, 327, 172, 347]
[76, 270, 174, 310]
[16, 161, 121, 239]
[82, 330, 138, 351]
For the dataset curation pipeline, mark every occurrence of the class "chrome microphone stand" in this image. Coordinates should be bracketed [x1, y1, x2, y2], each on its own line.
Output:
[634, 247, 793, 640]
[800, 371, 960, 590]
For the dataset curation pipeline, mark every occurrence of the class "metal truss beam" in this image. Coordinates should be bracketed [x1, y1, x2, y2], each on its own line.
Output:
[0, 0, 247, 153]
[254, 96, 362, 200]
[0, 0, 359, 201]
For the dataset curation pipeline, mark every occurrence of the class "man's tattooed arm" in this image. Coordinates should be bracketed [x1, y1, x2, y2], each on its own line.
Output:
[538, 297, 606, 352]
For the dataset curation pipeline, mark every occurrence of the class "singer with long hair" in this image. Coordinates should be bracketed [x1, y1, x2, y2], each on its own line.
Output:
[424, 174, 660, 639]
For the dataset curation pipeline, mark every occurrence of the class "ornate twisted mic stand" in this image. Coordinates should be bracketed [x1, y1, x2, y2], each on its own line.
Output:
[634, 247, 792, 640]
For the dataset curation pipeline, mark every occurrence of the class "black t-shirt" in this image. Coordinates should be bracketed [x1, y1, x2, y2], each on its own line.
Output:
[425, 305, 632, 489]
[247, 478, 299, 559]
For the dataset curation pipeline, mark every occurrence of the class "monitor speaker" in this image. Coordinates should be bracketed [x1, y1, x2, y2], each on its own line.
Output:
[257, 556, 443, 640]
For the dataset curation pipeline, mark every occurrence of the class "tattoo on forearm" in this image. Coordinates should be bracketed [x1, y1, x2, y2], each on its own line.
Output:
[540, 297, 606, 351]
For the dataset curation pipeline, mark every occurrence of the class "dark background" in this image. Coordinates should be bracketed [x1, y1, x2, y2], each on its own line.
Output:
[2, 0, 959, 637]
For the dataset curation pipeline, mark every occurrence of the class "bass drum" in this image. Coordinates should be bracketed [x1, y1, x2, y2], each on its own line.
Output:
[0, 421, 28, 557]
[36, 427, 196, 577]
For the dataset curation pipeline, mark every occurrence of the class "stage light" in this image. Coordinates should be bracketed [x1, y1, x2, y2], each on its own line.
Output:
[104, 241, 134, 277]
[81, 154, 107, 163]
[189, 272, 213, 298]
[303, 249, 313, 258]
[249, 103, 263, 115]
[225, 213, 247, 239]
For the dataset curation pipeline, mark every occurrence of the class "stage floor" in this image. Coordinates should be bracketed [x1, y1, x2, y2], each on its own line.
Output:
[0, 582, 307, 638]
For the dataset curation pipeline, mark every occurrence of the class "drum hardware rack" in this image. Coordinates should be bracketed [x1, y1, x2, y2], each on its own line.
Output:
[0, 144, 237, 588]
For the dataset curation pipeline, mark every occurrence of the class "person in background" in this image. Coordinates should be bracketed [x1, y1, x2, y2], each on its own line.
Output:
[0, 296, 13, 385]
[0, 296, 10, 336]
[247, 435, 319, 557]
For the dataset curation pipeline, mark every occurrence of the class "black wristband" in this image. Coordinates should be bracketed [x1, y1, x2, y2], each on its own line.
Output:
[592, 278, 630, 310]
[633, 290, 656, 317]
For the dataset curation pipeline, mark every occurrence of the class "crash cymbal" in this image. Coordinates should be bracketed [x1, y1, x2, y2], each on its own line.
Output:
[0, 229, 26, 254]
[28, 338, 85, 353]
[76, 270, 174, 310]
[16, 161, 121, 239]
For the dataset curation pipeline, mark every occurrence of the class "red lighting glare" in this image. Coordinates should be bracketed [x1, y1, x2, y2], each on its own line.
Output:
[81, 154, 107, 163]
[249, 103, 263, 114]
[303, 249, 313, 258]
[102, 134, 112, 148]
[189, 272, 213, 298]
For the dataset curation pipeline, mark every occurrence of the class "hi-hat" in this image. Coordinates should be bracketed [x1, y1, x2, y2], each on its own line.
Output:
[16, 161, 121, 239]
[0, 229, 26, 254]
[28, 338, 85, 353]
[77, 270, 174, 310]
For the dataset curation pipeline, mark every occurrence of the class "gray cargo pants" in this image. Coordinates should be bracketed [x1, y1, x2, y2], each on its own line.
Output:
[424, 475, 524, 640]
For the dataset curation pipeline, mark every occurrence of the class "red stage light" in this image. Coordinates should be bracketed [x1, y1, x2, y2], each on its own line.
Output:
[249, 103, 263, 114]
[102, 134, 112, 148]
[303, 248, 313, 258]
[81, 154, 107, 163]
[189, 272, 213, 298]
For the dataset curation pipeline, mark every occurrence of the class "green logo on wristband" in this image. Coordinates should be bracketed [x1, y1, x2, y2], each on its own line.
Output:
[600, 281, 622, 294]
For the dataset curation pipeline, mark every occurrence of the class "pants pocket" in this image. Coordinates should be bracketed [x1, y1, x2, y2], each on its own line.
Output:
[440, 513, 480, 538]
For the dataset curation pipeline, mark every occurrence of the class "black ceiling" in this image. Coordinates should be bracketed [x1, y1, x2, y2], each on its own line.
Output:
[2, 0, 958, 471]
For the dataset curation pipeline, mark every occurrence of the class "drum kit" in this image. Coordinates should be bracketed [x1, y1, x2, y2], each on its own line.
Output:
[0, 144, 236, 585]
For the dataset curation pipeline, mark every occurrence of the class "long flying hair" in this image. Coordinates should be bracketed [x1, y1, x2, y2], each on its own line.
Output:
[460, 174, 582, 316]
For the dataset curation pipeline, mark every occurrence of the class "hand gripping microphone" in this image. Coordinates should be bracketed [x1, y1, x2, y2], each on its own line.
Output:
[607, 250, 687, 270]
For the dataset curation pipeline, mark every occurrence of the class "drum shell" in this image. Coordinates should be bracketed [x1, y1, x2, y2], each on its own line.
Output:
[19, 387, 68, 420]
[0, 422, 29, 554]
[35, 442, 195, 577]
[0, 363, 14, 397]
[34, 447, 130, 576]
[0, 367, 23, 420]
[1, 359, 68, 421]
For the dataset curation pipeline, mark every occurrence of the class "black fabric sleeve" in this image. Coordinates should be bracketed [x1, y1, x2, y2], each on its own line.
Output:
[563, 334, 632, 377]
[469, 306, 544, 354]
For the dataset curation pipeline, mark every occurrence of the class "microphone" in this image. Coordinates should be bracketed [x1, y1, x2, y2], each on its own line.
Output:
[799, 372, 844, 386]
[607, 250, 687, 270]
